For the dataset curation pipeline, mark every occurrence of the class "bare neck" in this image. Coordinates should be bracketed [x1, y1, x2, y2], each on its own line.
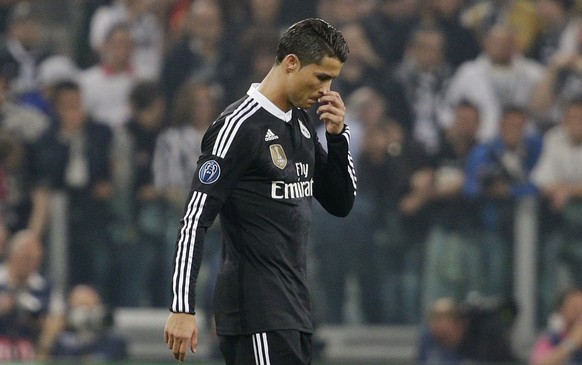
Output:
[257, 66, 292, 112]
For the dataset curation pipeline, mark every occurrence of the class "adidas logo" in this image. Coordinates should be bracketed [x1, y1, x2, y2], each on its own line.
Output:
[265, 129, 279, 141]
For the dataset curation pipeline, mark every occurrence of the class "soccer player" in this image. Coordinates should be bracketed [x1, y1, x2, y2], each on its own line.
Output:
[164, 18, 356, 364]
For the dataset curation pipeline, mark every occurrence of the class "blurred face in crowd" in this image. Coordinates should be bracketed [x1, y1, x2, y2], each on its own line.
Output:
[452, 104, 480, 141]
[8, 231, 43, 285]
[410, 30, 445, 72]
[348, 87, 387, 128]
[563, 103, 582, 145]
[187, 0, 223, 45]
[500, 110, 527, 150]
[536, 0, 568, 26]
[560, 290, 582, 331]
[484, 26, 517, 65]
[250, 0, 281, 24]
[103, 26, 134, 70]
[429, 0, 464, 19]
[54, 88, 86, 132]
[428, 299, 467, 350]
[340, 23, 380, 68]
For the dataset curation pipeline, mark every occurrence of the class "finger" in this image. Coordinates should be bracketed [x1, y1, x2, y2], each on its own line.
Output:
[318, 92, 344, 107]
[164, 330, 169, 346]
[172, 339, 182, 360]
[167, 334, 174, 349]
[179, 338, 190, 361]
[191, 334, 198, 353]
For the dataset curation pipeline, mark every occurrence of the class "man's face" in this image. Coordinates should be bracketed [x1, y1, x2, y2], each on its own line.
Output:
[55, 89, 86, 131]
[287, 56, 343, 110]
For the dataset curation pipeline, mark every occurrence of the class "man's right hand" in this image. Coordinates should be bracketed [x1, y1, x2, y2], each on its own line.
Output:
[164, 312, 198, 362]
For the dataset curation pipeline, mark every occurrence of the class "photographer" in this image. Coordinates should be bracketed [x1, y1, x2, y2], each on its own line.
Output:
[464, 106, 542, 298]
[0, 230, 53, 360]
[418, 296, 517, 364]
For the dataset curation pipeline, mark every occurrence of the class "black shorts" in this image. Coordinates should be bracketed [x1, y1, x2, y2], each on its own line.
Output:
[218, 330, 312, 365]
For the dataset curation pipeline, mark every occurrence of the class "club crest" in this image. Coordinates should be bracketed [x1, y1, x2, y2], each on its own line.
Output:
[298, 119, 311, 139]
[269, 144, 287, 169]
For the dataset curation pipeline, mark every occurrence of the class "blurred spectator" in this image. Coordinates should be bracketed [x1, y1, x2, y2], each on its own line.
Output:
[34, 80, 116, 304]
[51, 284, 127, 360]
[461, 0, 542, 53]
[161, 0, 228, 106]
[111, 80, 165, 307]
[228, 26, 280, 105]
[464, 106, 542, 298]
[532, 98, 582, 320]
[0, 72, 49, 235]
[333, 22, 383, 98]
[20, 54, 79, 117]
[419, 0, 480, 69]
[421, 100, 483, 311]
[529, 0, 579, 65]
[362, 0, 421, 70]
[79, 22, 138, 129]
[440, 23, 544, 142]
[418, 297, 516, 364]
[152, 77, 223, 312]
[365, 120, 433, 324]
[89, 0, 164, 80]
[0, 1, 55, 97]
[0, 230, 54, 360]
[331, 21, 411, 128]
[395, 25, 453, 155]
[311, 87, 391, 324]
[530, 286, 582, 365]
[530, 25, 582, 130]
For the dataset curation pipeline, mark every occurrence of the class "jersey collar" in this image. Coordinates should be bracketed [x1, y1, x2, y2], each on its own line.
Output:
[247, 83, 292, 122]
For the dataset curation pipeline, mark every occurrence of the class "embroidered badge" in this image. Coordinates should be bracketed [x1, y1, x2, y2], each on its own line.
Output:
[199, 160, 221, 184]
[269, 144, 287, 169]
[298, 119, 311, 139]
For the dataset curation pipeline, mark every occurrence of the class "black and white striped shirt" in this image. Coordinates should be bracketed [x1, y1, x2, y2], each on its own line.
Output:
[171, 84, 357, 335]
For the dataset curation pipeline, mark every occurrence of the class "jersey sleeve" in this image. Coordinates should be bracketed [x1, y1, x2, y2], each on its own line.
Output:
[313, 123, 357, 217]
[170, 107, 259, 314]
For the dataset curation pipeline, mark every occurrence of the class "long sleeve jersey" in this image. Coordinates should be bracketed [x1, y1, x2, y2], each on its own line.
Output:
[171, 84, 357, 335]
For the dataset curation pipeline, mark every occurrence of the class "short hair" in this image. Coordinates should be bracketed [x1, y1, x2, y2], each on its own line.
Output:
[130, 81, 163, 111]
[51, 80, 81, 104]
[276, 18, 349, 66]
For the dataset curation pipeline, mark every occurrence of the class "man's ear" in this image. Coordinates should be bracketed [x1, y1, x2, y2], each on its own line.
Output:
[284, 54, 300, 73]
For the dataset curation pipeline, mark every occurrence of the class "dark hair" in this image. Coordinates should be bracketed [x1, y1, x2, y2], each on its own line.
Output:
[457, 99, 480, 114]
[130, 81, 163, 111]
[565, 95, 582, 110]
[52, 79, 80, 95]
[276, 18, 349, 66]
[501, 105, 528, 117]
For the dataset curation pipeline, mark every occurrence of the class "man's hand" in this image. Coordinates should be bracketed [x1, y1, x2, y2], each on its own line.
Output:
[164, 312, 198, 362]
[317, 90, 346, 135]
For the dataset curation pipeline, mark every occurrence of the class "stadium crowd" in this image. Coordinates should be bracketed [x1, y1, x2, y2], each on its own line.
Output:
[0, 0, 582, 362]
